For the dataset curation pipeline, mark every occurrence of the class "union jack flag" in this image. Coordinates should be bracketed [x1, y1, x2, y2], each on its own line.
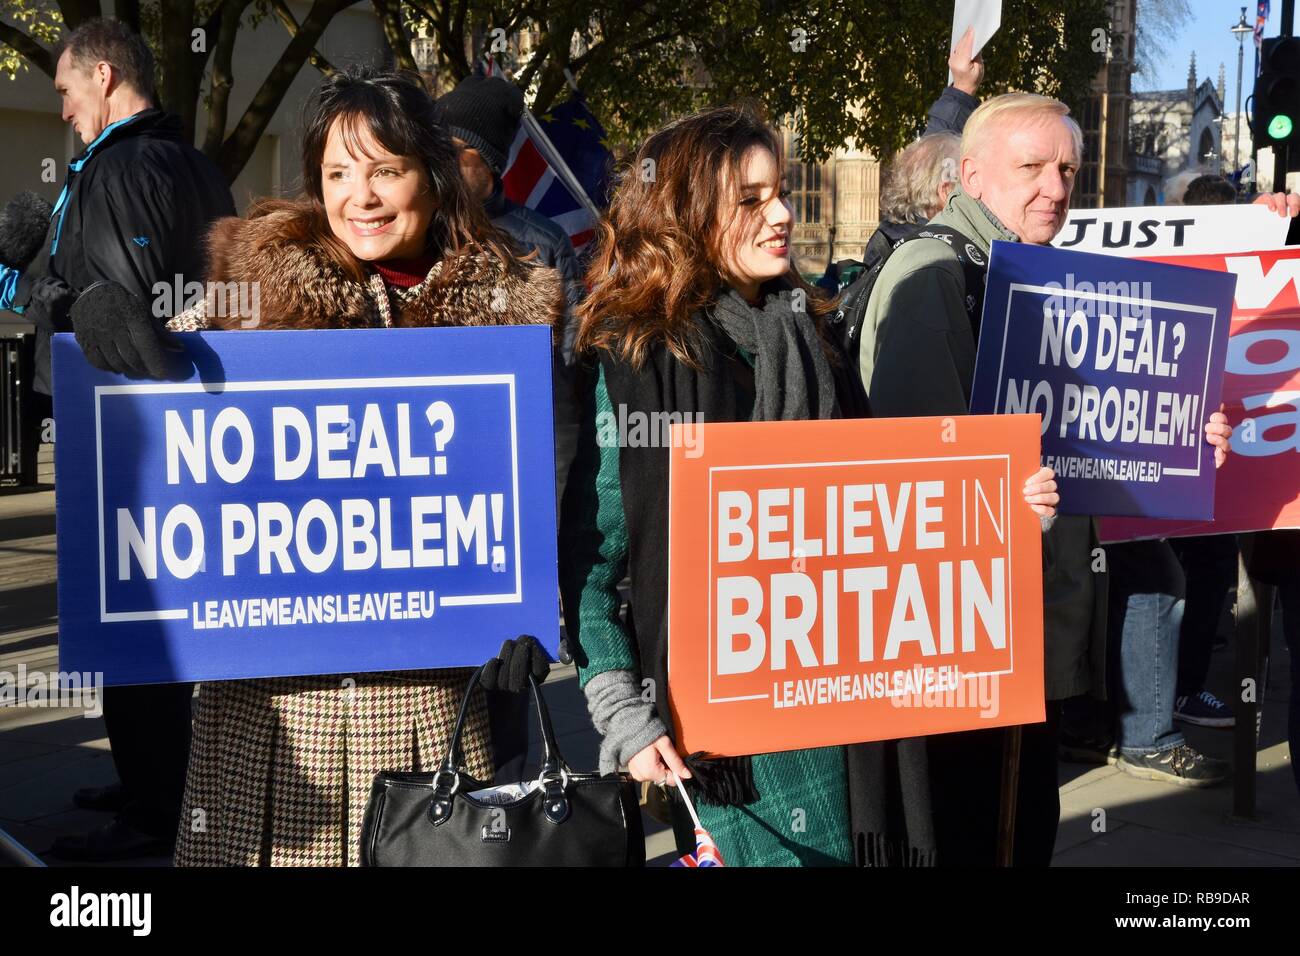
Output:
[1256, 1, 1270, 49]
[671, 827, 726, 867]
[501, 118, 600, 256]
[667, 774, 726, 867]
[485, 59, 610, 258]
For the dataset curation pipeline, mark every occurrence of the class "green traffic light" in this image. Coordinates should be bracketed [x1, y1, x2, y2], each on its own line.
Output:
[1268, 114, 1294, 139]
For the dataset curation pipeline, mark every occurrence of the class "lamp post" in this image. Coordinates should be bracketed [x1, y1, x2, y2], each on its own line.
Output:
[1232, 7, 1254, 182]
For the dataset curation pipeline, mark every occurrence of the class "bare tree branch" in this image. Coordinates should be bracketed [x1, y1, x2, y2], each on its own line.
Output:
[415, 0, 468, 78]
[270, 0, 336, 75]
[500, 0, 542, 37]
[532, 62, 571, 115]
[217, 0, 352, 181]
[0, 21, 54, 77]
[203, 0, 251, 157]
[56, 0, 103, 31]
[113, 0, 141, 32]
[452, 0, 469, 72]
[190, 4, 226, 89]
[157, 0, 200, 137]
[515, 30, 553, 89]
[570, 25, 675, 74]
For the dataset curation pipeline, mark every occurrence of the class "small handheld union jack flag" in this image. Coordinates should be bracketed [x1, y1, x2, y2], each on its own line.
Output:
[668, 775, 725, 867]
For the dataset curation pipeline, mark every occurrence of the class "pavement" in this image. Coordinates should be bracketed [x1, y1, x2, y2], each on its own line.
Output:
[2, 482, 1297, 867]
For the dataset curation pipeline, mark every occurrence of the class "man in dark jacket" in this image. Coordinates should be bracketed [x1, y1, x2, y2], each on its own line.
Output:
[14, 21, 234, 397]
[434, 75, 584, 782]
[16, 19, 235, 861]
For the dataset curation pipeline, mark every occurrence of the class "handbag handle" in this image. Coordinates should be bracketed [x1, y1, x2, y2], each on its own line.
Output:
[430, 663, 572, 827]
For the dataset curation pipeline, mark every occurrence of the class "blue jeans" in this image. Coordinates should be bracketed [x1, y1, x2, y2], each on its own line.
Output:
[1107, 541, 1187, 756]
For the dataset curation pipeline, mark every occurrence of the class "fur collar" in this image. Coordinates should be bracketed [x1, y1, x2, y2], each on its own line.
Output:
[200, 203, 564, 334]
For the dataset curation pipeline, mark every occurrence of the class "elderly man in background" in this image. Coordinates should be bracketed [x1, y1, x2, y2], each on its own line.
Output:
[864, 132, 961, 271]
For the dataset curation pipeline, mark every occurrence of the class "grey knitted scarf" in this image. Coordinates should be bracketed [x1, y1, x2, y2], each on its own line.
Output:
[709, 285, 841, 422]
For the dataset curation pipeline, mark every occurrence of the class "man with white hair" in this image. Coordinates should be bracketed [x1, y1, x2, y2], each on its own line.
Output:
[856, 93, 1234, 866]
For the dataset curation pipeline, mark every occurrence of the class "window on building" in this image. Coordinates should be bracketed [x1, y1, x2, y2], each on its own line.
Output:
[784, 131, 824, 225]
[1198, 127, 1215, 163]
[1079, 163, 1099, 202]
[789, 160, 822, 223]
[412, 37, 436, 72]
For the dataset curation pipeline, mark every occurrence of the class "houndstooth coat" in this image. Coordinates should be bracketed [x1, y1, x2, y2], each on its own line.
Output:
[168, 203, 564, 867]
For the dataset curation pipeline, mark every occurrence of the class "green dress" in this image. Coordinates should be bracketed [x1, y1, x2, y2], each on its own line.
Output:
[562, 362, 853, 867]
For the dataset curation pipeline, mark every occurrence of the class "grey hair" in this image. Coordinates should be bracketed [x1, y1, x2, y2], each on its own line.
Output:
[879, 132, 961, 225]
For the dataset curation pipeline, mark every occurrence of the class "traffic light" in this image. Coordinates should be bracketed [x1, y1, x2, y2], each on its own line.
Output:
[1253, 36, 1300, 169]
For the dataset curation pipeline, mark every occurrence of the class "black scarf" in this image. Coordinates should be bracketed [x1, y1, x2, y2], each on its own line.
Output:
[590, 284, 937, 866]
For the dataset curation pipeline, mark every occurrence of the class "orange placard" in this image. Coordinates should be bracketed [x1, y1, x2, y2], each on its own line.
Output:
[667, 414, 1045, 757]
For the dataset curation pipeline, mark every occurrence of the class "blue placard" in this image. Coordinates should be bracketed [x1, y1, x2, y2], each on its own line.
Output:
[970, 241, 1236, 519]
[52, 327, 557, 686]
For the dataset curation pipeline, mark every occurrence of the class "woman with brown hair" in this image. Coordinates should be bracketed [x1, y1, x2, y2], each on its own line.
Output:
[166, 68, 563, 866]
[560, 104, 1058, 866]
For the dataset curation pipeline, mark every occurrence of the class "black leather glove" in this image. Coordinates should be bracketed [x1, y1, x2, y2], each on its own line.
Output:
[479, 635, 551, 693]
[70, 281, 171, 379]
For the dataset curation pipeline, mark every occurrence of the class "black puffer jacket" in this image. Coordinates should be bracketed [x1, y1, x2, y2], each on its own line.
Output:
[22, 108, 234, 394]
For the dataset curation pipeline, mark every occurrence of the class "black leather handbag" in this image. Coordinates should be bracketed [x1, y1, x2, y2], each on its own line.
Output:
[359, 664, 646, 866]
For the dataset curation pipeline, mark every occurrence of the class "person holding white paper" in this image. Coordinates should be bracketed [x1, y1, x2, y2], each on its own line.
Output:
[925, 26, 986, 137]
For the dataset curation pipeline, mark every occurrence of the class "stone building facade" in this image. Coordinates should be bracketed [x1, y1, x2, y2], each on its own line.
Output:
[1127, 55, 1225, 204]
[782, 127, 881, 279]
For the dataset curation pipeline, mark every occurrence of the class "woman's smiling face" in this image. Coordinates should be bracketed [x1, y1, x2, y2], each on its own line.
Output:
[321, 118, 435, 261]
[715, 145, 793, 301]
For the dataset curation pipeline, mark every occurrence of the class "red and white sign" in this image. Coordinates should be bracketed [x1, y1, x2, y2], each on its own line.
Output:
[1101, 247, 1300, 541]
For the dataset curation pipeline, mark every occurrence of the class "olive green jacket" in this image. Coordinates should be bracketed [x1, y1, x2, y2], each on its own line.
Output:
[857, 188, 1107, 701]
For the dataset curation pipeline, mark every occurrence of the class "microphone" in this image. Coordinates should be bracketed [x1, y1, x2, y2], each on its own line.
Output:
[0, 191, 54, 270]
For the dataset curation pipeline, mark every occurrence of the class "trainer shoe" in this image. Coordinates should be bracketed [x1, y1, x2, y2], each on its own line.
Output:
[1174, 689, 1236, 728]
[1117, 743, 1229, 788]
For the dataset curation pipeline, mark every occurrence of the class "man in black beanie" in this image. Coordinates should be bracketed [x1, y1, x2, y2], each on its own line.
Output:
[434, 74, 584, 784]
[433, 75, 582, 358]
